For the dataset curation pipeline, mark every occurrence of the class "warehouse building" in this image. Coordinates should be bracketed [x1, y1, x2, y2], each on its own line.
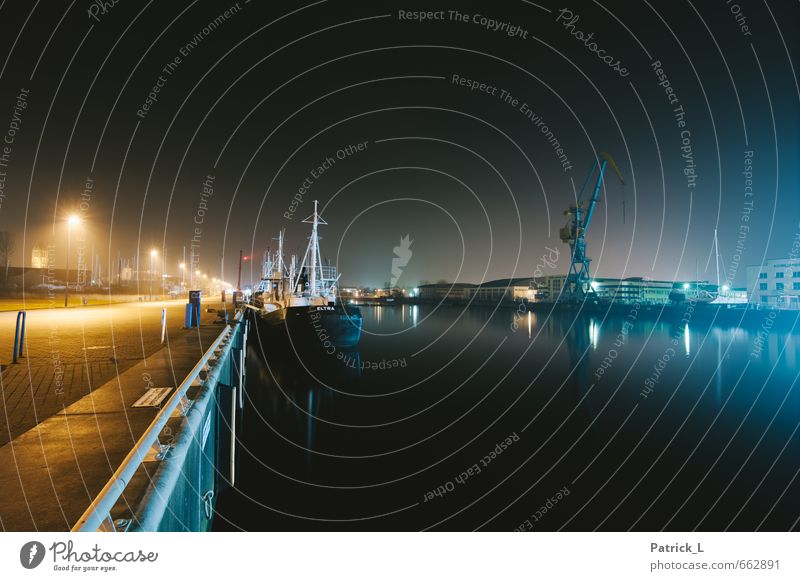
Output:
[746, 258, 800, 308]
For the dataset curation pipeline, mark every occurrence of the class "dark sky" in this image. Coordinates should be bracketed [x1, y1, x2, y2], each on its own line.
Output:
[0, 0, 797, 287]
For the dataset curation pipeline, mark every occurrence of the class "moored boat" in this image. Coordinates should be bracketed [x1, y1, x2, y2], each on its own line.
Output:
[252, 200, 362, 349]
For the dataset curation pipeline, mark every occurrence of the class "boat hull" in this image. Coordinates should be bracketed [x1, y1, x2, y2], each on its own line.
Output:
[258, 304, 363, 349]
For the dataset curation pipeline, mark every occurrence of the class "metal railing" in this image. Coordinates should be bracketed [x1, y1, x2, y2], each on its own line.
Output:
[71, 310, 243, 532]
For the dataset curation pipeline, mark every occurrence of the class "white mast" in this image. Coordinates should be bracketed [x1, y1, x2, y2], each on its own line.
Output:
[309, 201, 318, 295]
[301, 200, 327, 296]
[714, 229, 721, 287]
[277, 229, 284, 274]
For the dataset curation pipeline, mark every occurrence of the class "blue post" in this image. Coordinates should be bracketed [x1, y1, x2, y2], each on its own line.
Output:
[12, 311, 26, 363]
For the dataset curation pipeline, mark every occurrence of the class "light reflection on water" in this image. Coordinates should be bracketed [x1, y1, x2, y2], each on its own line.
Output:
[216, 304, 800, 531]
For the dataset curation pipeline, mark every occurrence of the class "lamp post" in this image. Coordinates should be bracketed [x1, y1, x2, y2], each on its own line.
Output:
[149, 249, 158, 301]
[64, 215, 80, 307]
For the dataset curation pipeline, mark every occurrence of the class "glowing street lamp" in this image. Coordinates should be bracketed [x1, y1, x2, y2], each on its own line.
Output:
[179, 262, 185, 289]
[64, 215, 80, 307]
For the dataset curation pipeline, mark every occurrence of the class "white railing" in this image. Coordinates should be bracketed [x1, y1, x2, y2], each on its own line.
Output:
[71, 311, 243, 532]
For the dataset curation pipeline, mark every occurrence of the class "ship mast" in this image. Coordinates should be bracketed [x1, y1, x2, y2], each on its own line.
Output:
[300, 200, 327, 296]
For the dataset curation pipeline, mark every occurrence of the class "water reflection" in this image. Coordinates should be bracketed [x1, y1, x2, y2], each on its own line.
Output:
[684, 323, 691, 356]
[218, 305, 800, 532]
[589, 318, 600, 349]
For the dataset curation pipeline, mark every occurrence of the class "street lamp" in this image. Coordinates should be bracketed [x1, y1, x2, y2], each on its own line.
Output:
[149, 249, 158, 301]
[64, 215, 80, 307]
[179, 262, 185, 289]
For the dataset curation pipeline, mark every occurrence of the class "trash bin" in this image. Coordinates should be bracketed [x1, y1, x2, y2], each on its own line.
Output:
[186, 290, 202, 328]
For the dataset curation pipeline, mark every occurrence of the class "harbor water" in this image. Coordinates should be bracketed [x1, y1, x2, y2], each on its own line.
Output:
[214, 303, 800, 531]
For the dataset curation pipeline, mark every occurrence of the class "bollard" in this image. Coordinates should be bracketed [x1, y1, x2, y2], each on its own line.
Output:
[160, 308, 167, 344]
[184, 303, 193, 329]
[12, 310, 26, 363]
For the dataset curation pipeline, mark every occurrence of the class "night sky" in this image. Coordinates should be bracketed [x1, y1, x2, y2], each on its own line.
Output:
[0, 0, 797, 288]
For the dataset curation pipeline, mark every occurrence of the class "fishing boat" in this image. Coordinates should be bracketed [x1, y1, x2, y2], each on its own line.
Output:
[252, 200, 362, 349]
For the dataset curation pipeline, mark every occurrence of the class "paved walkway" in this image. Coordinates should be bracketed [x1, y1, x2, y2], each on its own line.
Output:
[0, 299, 230, 531]
[0, 299, 220, 446]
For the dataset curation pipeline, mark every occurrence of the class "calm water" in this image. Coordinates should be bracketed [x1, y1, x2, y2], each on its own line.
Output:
[214, 304, 800, 531]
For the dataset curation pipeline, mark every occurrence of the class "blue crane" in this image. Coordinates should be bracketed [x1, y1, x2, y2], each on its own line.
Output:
[559, 152, 625, 301]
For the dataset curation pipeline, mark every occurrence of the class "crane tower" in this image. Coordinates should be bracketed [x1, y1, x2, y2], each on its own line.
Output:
[559, 152, 625, 301]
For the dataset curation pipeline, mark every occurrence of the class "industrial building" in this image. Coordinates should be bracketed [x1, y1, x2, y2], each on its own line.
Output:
[746, 258, 800, 308]
[465, 278, 538, 303]
[417, 282, 476, 302]
[419, 275, 712, 306]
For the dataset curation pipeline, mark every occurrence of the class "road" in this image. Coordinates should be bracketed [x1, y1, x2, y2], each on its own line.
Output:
[0, 298, 226, 446]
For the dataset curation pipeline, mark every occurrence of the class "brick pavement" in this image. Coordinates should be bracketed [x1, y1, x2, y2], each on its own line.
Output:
[0, 299, 227, 446]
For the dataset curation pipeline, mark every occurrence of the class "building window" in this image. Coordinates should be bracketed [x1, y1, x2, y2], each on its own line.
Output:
[776, 272, 784, 278]
[759, 272, 767, 279]
[794, 282, 800, 291]
[794, 272, 800, 278]
[761, 296, 769, 303]
[776, 283, 784, 291]
[760, 283, 768, 291]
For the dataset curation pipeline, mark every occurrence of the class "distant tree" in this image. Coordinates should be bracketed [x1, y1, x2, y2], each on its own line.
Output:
[0, 231, 16, 286]
[436, 279, 448, 285]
